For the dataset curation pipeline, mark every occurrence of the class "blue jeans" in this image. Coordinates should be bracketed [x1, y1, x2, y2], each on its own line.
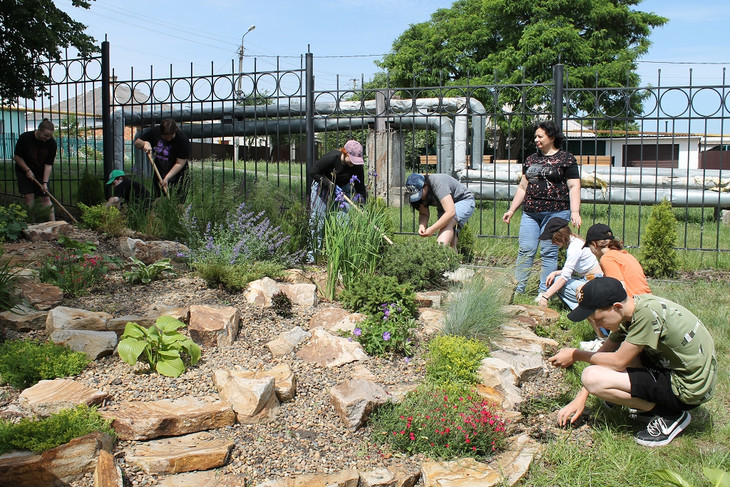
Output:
[514, 209, 571, 294]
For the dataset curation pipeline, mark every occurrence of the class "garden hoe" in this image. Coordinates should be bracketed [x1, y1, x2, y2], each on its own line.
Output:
[32, 179, 78, 224]
[146, 151, 170, 198]
[340, 192, 394, 246]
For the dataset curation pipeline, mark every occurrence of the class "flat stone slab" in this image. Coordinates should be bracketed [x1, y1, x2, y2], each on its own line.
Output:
[19, 379, 109, 417]
[126, 431, 234, 475]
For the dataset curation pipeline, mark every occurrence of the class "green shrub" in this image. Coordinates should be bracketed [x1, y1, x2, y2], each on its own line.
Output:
[123, 257, 176, 284]
[441, 272, 511, 340]
[78, 203, 127, 237]
[456, 223, 475, 263]
[425, 335, 490, 385]
[350, 302, 418, 357]
[339, 273, 417, 317]
[379, 237, 460, 290]
[0, 203, 28, 241]
[0, 405, 115, 455]
[0, 339, 90, 389]
[370, 382, 507, 460]
[271, 291, 293, 318]
[24, 200, 52, 223]
[193, 260, 285, 291]
[76, 170, 105, 206]
[38, 249, 108, 297]
[117, 316, 201, 377]
[640, 199, 678, 278]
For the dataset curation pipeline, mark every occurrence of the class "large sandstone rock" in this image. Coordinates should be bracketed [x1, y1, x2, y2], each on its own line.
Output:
[415, 291, 445, 309]
[46, 306, 113, 334]
[243, 277, 281, 307]
[416, 308, 444, 336]
[330, 379, 388, 431]
[94, 450, 123, 487]
[107, 306, 188, 335]
[15, 279, 63, 310]
[421, 457, 501, 487]
[157, 470, 248, 487]
[188, 305, 240, 347]
[278, 282, 318, 307]
[49, 329, 118, 359]
[254, 468, 360, 487]
[119, 237, 189, 264]
[489, 434, 540, 486]
[19, 379, 109, 417]
[21, 221, 71, 241]
[0, 304, 47, 331]
[213, 368, 280, 423]
[100, 396, 235, 441]
[266, 326, 311, 357]
[476, 357, 522, 410]
[296, 328, 368, 367]
[126, 431, 234, 475]
[0, 431, 114, 486]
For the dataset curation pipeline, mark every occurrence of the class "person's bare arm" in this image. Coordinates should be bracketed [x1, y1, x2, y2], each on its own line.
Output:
[567, 178, 582, 228]
[503, 175, 528, 223]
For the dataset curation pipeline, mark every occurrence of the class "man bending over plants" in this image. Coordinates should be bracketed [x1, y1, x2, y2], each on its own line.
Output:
[548, 277, 717, 447]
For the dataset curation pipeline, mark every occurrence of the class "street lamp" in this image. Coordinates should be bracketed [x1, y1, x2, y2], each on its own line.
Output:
[237, 24, 256, 93]
[235, 25, 255, 165]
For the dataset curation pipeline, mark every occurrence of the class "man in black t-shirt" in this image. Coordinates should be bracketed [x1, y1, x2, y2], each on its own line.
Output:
[134, 118, 190, 198]
[13, 119, 57, 220]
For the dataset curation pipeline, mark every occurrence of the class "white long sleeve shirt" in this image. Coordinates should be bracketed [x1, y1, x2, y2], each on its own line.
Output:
[560, 235, 600, 281]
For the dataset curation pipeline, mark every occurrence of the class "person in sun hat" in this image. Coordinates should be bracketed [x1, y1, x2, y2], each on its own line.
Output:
[307, 140, 368, 260]
[548, 277, 717, 447]
[105, 169, 151, 208]
[404, 172, 475, 249]
[583, 223, 651, 298]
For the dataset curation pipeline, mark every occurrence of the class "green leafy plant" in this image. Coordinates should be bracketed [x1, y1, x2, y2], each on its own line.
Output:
[0, 339, 90, 389]
[78, 202, 127, 237]
[379, 237, 460, 290]
[640, 199, 678, 278]
[0, 203, 28, 241]
[339, 273, 417, 317]
[76, 170, 105, 206]
[371, 383, 507, 460]
[117, 316, 201, 377]
[653, 467, 730, 487]
[271, 290, 293, 318]
[38, 248, 107, 297]
[193, 260, 285, 291]
[425, 335, 490, 385]
[58, 234, 97, 254]
[0, 405, 115, 455]
[123, 257, 176, 284]
[324, 199, 390, 299]
[441, 272, 511, 340]
[351, 302, 418, 357]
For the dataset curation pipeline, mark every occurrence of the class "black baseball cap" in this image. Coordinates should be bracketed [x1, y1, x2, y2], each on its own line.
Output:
[567, 277, 628, 322]
[583, 223, 615, 248]
[538, 217, 569, 240]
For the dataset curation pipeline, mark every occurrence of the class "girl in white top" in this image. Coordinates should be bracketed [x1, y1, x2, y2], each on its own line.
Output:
[536, 217, 603, 310]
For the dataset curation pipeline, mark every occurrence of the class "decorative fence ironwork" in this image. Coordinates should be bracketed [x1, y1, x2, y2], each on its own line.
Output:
[1, 43, 728, 256]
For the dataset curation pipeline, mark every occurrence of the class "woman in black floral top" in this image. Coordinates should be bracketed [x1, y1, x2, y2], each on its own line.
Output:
[503, 120, 582, 297]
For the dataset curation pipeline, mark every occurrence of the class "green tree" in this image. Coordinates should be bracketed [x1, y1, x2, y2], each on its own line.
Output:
[376, 0, 667, 156]
[0, 0, 98, 103]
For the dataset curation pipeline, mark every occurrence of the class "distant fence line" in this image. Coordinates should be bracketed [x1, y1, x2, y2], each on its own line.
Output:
[0, 41, 728, 254]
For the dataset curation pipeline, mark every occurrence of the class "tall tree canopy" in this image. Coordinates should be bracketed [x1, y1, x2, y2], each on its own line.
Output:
[378, 0, 667, 88]
[0, 0, 98, 103]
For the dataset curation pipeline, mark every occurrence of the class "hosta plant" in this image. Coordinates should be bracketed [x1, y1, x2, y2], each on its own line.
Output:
[123, 257, 176, 284]
[117, 316, 201, 377]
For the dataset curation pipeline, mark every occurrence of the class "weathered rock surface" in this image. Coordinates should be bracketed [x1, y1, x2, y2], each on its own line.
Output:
[46, 306, 113, 334]
[296, 328, 368, 367]
[125, 431, 234, 475]
[330, 379, 388, 431]
[49, 329, 118, 359]
[188, 304, 240, 348]
[19, 379, 109, 417]
[212, 368, 280, 423]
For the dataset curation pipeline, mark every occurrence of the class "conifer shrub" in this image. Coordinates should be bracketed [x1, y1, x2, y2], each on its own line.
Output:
[640, 200, 678, 278]
[379, 237, 460, 290]
[339, 273, 417, 317]
[76, 170, 105, 206]
[78, 203, 127, 237]
[0, 339, 90, 389]
[456, 223, 475, 263]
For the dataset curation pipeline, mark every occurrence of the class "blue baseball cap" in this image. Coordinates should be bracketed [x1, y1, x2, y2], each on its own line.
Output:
[405, 173, 425, 203]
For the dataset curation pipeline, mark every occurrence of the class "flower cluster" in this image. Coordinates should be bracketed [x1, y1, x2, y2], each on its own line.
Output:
[352, 301, 417, 357]
[38, 250, 108, 297]
[374, 387, 508, 460]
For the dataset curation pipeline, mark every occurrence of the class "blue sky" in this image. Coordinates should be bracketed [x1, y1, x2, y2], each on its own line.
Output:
[56, 0, 730, 90]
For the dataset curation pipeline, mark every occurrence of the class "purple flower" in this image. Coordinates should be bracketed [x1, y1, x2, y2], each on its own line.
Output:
[382, 331, 391, 341]
[353, 328, 362, 336]
[349, 174, 360, 185]
[404, 357, 410, 364]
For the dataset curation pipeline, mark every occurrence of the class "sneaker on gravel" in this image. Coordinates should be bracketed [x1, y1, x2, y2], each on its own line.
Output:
[579, 338, 605, 352]
[634, 411, 691, 447]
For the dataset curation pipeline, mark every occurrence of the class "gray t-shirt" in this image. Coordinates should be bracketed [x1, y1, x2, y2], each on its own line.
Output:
[426, 174, 473, 217]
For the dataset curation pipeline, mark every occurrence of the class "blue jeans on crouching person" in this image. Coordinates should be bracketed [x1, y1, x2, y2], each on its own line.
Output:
[514, 209, 571, 294]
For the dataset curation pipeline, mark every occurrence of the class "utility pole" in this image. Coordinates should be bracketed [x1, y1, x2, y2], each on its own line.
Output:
[235, 24, 255, 166]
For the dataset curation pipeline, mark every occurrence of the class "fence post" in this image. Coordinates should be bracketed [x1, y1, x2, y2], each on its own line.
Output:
[101, 40, 113, 197]
[553, 63, 564, 137]
[305, 50, 314, 199]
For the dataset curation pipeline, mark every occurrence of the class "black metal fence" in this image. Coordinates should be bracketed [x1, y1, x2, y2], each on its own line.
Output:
[1, 42, 729, 255]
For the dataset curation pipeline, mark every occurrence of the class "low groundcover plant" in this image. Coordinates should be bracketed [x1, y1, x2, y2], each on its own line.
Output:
[371, 383, 508, 459]
[352, 301, 418, 357]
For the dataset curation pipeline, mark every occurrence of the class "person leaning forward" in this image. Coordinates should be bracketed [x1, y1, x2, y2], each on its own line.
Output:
[134, 118, 190, 198]
[548, 277, 717, 447]
[13, 119, 57, 220]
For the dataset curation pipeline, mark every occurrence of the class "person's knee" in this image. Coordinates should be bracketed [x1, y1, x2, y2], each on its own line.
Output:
[581, 366, 605, 393]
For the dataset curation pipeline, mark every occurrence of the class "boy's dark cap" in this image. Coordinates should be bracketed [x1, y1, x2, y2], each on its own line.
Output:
[538, 217, 569, 240]
[405, 173, 426, 203]
[583, 223, 615, 248]
[567, 276, 628, 322]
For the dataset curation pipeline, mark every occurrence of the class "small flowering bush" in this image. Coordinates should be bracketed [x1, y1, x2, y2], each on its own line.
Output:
[371, 383, 508, 459]
[38, 249, 108, 297]
[352, 302, 418, 357]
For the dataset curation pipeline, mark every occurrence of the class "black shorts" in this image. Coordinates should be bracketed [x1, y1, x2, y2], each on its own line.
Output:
[627, 366, 696, 415]
[15, 167, 47, 197]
